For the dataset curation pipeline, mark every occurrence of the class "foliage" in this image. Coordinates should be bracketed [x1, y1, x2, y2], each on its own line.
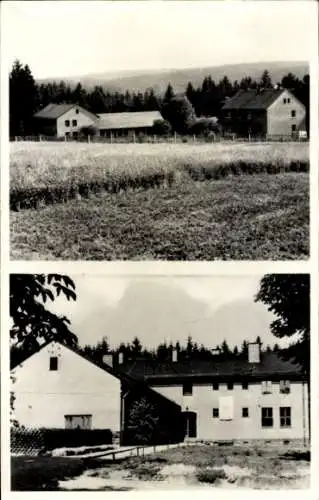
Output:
[10, 274, 77, 366]
[10, 60, 38, 137]
[161, 96, 196, 134]
[11, 171, 309, 261]
[127, 398, 159, 444]
[152, 119, 172, 136]
[196, 468, 227, 483]
[255, 274, 310, 377]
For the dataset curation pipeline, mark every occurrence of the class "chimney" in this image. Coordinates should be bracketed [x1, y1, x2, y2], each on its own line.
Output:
[103, 354, 113, 368]
[172, 348, 178, 363]
[248, 342, 261, 364]
[118, 352, 124, 365]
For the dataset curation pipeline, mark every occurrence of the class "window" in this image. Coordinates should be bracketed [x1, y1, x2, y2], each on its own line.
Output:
[261, 407, 273, 427]
[212, 408, 219, 418]
[261, 381, 272, 394]
[65, 120, 70, 127]
[75, 108, 79, 114]
[283, 98, 287, 104]
[65, 415, 92, 429]
[72, 120, 77, 127]
[242, 381, 248, 390]
[280, 407, 291, 428]
[183, 382, 193, 396]
[212, 382, 219, 391]
[291, 110, 296, 117]
[242, 407, 249, 418]
[279, 380, 291, 394]
[292, 124, 296, 132]
[49, 356, 58, 371]
[227, 382, 234, 390]
[287, 98, 291, 103]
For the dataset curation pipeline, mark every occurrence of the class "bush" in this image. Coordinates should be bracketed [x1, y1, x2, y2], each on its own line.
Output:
[152, 119, 172, 136]
[196, 468, 227, 484]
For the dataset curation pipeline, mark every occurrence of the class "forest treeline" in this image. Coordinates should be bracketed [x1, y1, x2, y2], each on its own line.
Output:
[10, 60, 309, 137]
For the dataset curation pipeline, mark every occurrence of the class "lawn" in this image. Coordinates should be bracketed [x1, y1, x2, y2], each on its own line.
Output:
[11, 172, 309, 260]
[12, 444, 310, 491]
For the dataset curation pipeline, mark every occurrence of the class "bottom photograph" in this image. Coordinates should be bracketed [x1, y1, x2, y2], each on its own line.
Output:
[9, 273, 310, 491]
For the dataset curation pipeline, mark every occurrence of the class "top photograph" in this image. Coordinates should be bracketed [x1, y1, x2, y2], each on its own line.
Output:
[6, 1, 315, 261]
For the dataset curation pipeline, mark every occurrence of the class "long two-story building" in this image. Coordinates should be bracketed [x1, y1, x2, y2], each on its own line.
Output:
[11, 340, 309, 446]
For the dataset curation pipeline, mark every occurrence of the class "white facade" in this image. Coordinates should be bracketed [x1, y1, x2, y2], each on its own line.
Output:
[152, 379, 309, 442]
[56, 107, 96, 138]
[11, 342, 121, 431]
[267, 89, 306, 137]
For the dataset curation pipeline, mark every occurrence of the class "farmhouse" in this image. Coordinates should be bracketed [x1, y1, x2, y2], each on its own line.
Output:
[33, 104, 162, 139]
[33, 104, 98, 139]
[11, 340, 182, 446]
[221, 88, 307, 138]
[118, 342, 309, 445]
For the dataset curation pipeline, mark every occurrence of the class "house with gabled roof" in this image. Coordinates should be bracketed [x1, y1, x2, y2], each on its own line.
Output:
[10, 340, 183, 446]
[33, 104, 163, 139]
[221, 88, 307, 138]
[33, 104, 98, 139]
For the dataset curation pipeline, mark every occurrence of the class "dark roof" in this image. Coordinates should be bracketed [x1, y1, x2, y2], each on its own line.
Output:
[34, 103, 98, 121]
[97, 111, 162, 130]
[117, 352, 304, 383]
[222, 88, 285, 111]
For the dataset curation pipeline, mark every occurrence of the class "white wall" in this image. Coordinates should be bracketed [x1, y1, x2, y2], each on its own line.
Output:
[57, 107, 96, 137]
[267, 90, 306, 136]
[11, 342, 121, 431]
[152, 380, 308, 441]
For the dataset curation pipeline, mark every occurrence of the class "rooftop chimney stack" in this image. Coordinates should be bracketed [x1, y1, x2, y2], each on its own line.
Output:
[248, 342, 261, 364]
[118, 352, 124, 365]
[172, 348, 178, 363]
[103, 354, 113, 368]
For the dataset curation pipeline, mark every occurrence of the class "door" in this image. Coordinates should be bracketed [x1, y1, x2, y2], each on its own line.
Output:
[182, 411, 197, 438]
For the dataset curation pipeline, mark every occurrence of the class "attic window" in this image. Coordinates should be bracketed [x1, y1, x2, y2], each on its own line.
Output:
[183, 382, 193, 396]
[283, 98, 287, 104]
[280, 380, 290, 394]
[261, 381, 272, 394]
[287, 98, 291, 104]
[49, 357, 58, 371]
[75, 108, 79, 114]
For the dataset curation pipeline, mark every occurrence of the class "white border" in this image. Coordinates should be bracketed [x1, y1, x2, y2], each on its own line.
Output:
[1, 1, 319, 499]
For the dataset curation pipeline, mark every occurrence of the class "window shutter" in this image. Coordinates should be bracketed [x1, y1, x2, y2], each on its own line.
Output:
[219, 396, 234, 420]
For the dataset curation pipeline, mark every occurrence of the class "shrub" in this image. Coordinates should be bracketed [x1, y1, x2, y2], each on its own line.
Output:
[152, 119, 172, 136]
[196, 468, 227, 484]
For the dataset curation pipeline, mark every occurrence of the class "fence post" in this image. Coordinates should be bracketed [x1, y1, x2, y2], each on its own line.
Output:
[174, 132, 177, 144]
[110, 132, 113, 144]
[193, 135, 196, 143]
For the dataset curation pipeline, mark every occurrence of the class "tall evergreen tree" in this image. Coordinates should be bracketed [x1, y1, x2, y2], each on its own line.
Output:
[9, 60, 38, 136]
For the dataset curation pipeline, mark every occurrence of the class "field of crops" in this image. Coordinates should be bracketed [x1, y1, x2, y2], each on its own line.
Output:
[10, 141, 309, 260]
[10, 141, 308, 210]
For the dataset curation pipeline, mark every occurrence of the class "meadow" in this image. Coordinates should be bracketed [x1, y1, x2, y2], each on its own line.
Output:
[10, 141, 309, 260]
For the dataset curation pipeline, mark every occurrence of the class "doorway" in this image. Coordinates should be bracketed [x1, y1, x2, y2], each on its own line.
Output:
[182, 411, 197, 438]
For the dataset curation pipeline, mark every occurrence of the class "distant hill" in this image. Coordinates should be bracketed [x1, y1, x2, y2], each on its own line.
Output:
[39, 61, 308, 94]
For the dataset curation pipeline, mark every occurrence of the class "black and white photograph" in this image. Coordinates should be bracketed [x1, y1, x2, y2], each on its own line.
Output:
[5, 0, 314, 261]
[10, 273, 310, 491]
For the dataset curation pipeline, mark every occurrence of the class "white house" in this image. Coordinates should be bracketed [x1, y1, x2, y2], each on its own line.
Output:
[118, 342, 310, 445]
[11, 341, 121, 432]
[33, 104, 98, 139]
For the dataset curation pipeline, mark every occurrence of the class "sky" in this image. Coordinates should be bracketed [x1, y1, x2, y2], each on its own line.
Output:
[1, 1, 316, 79]
[45, 274, 289, 350]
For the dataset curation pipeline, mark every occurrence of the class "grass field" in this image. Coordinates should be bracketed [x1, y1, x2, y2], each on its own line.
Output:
[10, 141, 309, 260]
[12, 444, 310, 491]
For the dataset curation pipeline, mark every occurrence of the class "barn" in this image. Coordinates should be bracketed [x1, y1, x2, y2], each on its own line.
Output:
[221, 88, 307, 139]
[97, 111, 163, 138]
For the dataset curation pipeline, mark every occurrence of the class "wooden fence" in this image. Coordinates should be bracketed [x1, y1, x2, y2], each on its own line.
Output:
[11, 134, 308, 144]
